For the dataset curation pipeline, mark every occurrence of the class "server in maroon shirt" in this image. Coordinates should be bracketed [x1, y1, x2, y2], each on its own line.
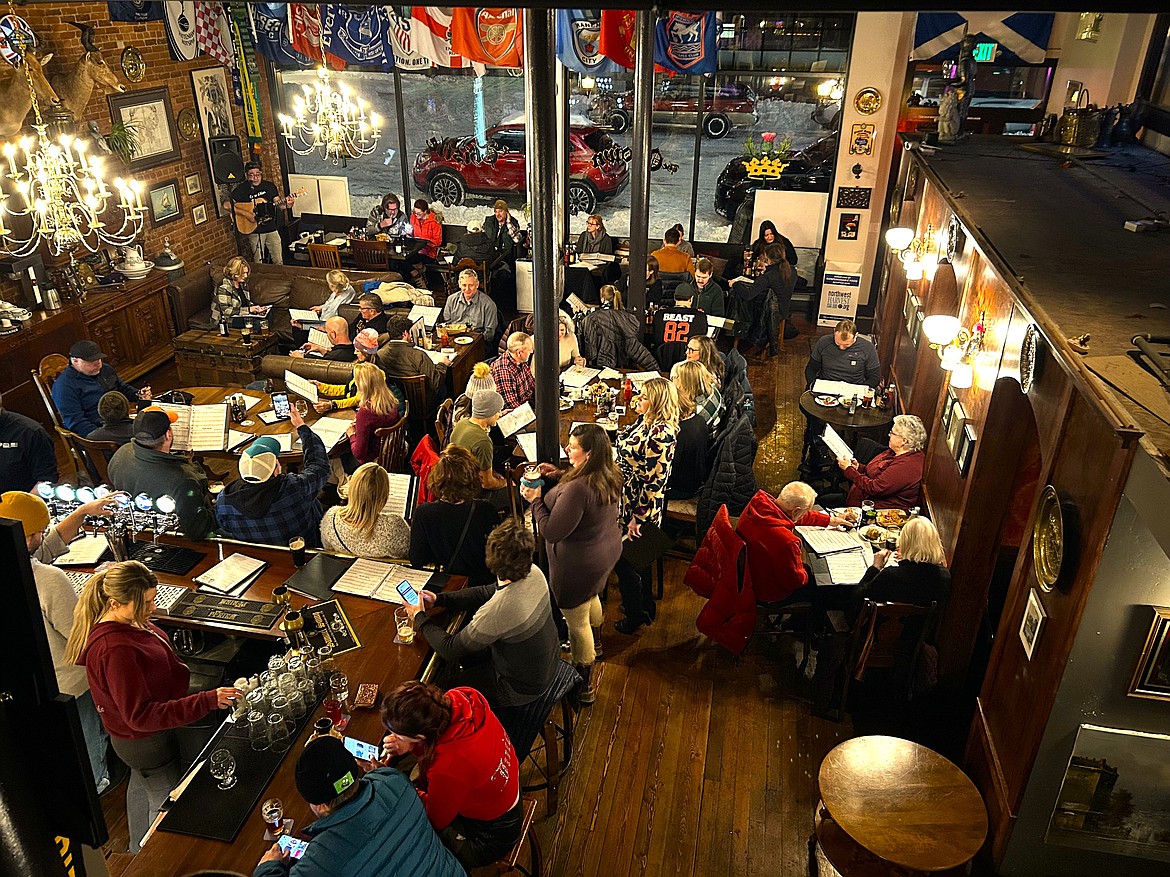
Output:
[67, 561, 239, 853]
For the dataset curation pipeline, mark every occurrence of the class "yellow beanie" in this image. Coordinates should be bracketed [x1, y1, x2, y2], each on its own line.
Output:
[0, 491, 51, 537]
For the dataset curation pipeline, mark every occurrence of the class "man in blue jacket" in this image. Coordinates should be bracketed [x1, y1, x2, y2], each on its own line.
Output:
[51, 340, 151, 437]
[253, 736, 464, 877]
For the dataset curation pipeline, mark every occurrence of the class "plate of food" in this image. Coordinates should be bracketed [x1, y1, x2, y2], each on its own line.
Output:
[815, 395, 840, 407]
[876, 509, 909, 528]
[454, 335, 474, 345]
[559, 398, 573, 411]
[444, 322, 468, 334]
[860, 525, 888, 544]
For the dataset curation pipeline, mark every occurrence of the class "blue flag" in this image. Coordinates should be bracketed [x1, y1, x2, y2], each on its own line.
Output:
[654, 11, 718, 75]
[107, 1, 163, 22]
[556, 10, 621, 76]
[250, 3, 311, 67]
[318, 4, 395, 70]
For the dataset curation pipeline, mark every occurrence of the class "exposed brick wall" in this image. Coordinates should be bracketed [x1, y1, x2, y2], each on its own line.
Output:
[2, 4, 284, 301]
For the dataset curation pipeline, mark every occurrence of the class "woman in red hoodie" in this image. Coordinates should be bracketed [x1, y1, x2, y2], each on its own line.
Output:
[65, 561, 239, 853]
[377, 681, 521, 868]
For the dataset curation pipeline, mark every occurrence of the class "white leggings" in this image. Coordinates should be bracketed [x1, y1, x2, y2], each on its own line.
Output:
[562, 596, 603, 664]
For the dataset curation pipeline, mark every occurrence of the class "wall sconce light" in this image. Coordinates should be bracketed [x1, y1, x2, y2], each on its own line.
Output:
[884, 223, 938, 280]
[924, 309, 986, 389]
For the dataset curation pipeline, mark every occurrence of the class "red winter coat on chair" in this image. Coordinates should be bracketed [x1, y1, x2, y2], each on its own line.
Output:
[683, 505, 756, 654]
[410, 434, 439, 504]
[736, 489, 831, 603]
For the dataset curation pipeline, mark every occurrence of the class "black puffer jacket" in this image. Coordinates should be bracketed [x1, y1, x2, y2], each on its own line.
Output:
[696, 405, 758, 540]
[578, 307, 658, 371]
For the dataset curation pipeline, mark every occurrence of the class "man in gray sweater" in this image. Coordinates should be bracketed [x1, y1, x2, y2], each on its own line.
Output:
[407, 518, 559, 708]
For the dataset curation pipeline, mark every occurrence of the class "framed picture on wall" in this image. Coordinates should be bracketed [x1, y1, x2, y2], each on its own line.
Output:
[1128, 607, 1170, 702]
[148, 179, 182, 227]
[945, 399, 966, 457]
[1020, 587, 1046, 660]
[957, 423, 976, 477]
[941, 388, 958, 437]
[185, 173, 203, 196]
[192, 204, 208, 226]
[191, 66, 235, 218]
[108, 87, 181, 171]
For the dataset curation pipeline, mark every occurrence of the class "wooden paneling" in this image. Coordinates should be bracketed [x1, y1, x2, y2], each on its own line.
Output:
[81, 272, 176, 381]
[0, 306, 85, 430]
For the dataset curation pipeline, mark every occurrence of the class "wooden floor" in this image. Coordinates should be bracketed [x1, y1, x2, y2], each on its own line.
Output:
[95, 320, 855, 876]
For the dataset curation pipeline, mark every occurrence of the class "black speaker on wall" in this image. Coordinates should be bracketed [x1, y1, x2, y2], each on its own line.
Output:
[209, 135, 244, 184]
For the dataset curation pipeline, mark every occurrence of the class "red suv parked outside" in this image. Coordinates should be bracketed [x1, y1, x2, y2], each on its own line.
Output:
[412, 122, 629, 215]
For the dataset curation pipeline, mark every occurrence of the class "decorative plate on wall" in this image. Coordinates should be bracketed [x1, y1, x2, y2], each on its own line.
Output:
[177, 107, 199, 141]
[1033, 485, 1064, 590]
[854, 87, 882, 115]
[121, 46, 145, 83]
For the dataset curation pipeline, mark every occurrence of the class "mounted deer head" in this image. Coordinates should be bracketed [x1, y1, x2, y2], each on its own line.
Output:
[46, 21, 126, 122]
[0, 50, 58, 139]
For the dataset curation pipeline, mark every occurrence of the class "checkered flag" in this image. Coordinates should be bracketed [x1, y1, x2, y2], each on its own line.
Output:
[194, 0, 233, 67]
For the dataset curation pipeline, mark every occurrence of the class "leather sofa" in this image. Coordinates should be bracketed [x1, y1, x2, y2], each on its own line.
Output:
[166, 260, 406, 336]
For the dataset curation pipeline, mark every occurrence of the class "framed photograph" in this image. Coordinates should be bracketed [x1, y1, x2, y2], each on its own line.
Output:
[945, 400, 966, 458]
[191, 67, 235, 218]
[148, 179, 182, 227]
[957, 423, 976, 477]
[192, 204, 208, 226]
[1047, 724, 1170, 861]
[185, 173, 203, 196]
[1128, 607, 1170, 702]
[1019, 588, 1046, 660]
[108, 87, 181, 171]
[941, 388, 958, 437]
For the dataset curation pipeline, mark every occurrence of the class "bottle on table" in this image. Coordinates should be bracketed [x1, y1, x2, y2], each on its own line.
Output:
[621, 378, 633, 407]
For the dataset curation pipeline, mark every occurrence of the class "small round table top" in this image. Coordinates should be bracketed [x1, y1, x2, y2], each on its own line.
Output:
[818, 735, 988, 872]
[799, 390, 894, 431]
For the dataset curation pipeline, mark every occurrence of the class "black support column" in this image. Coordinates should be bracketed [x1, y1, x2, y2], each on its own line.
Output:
[625, 10, 656, 314]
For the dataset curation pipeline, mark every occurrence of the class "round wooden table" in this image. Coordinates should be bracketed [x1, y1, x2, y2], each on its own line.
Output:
[799, 391, 894, 436]
[817, 736, 988, 874]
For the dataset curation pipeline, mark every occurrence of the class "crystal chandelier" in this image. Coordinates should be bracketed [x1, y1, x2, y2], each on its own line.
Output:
[0, 40, 145, 257]
[278, 67, 381, 165]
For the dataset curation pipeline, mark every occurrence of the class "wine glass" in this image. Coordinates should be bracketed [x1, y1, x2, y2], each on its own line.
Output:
[262, 797, 285, 840]
[294, 399, 309, 418]
[209, 749, 237, 790]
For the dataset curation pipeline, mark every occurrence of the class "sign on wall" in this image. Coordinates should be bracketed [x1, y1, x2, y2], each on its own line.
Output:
[818, 266, 863, 327]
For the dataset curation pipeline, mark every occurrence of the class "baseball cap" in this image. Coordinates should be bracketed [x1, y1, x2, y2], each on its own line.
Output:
[239, 436, 281, 483]
[471, 389, 504, 419]
[466, 220, 483, 234]
[133, 408, 178, 442]
[69, 340, 105, 361]
[0, 491, 51, 537]
[295, 737, 359, 805]
[492, 199, 508, 211]
[674, 282, 696, 302]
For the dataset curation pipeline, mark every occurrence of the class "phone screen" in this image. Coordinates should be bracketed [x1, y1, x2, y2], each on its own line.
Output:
[278, 835, 309, 859]
[395, 580, 420, 606]
[271, 392, 291, 420]
[343, 736, 382, 762]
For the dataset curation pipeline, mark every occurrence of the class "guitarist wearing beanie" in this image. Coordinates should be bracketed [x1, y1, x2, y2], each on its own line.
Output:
[225, 163, 294, 265]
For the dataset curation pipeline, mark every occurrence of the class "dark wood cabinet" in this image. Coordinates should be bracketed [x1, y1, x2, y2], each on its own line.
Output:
[0, 306, 86, 431]
[81, 270, 176, 381]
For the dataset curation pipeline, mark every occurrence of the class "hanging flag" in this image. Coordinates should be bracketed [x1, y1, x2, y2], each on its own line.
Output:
[599, 9, 636, 70]
[229, 3, 263, 142]
[165, 1, 199, 61]
[556, 9, 621, 75]
[451, 8, 523, 68]
[912, 13, 1054, 65]
[318, 4, 395, 69]
[251, 3, 312, 67]
[107, 1, 163, 23]
[654, 11, 718, 75]
[194, 1, 233, 67]
[289, 3, 346, 69]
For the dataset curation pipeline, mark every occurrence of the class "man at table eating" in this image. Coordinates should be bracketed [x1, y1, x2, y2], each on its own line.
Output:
[253, 736, 463, 877]
[441, 269, 499, 345]
[215, 407, 330, 547]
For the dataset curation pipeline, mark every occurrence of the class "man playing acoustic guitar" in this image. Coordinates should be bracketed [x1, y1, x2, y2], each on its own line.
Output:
[224, 163, 295, 265]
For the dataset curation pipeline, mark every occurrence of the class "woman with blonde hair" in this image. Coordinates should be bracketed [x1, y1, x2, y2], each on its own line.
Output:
[211, 256, 266, 324]
[672, 359, 723, 433]
[313, 329, 381, 414]
[346, 362, 401, 466]
[556, 312, 584, 368]
[667, 363, 714, 501]
[613, 377, 679, 634]
[294, 270, 356, 333]
[321, 462, 410, 558]
[66, 561, 239, 853]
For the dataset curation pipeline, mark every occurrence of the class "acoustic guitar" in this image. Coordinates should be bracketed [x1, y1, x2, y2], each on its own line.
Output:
[229, 187, 307, 235]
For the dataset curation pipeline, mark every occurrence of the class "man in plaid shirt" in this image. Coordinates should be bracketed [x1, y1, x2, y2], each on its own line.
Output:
[215, 407, 330, 547]
[490, 333, 535, 412]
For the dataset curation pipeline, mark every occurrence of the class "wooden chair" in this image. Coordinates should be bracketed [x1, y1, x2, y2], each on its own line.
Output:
[349, 238, 391, 272]
[396, 373, 429, 442]
[307, 243, 342, 269]
[840, 599, 938, 711]
[374, 400, 411, 474]
[474, 796, 543, 876]
[33, 355, 88, 478]
[59, 429, 119, 485]
[434, 398, 454, 450]
[448, 257, 490, 297]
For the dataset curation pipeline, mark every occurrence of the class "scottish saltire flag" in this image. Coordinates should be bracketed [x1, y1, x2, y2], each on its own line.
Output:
[556, 10, 622, 75]
[250, 3, 312, 67]
[912, 13, 1054, 65]
[654, 11, 718, 75]
[319, 5, 395, 69]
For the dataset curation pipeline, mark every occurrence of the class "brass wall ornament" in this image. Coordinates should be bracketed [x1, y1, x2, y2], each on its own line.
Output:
[1033, 485, 1064, 590]
[177, 107, 199, 141]
[854, 87, 882, 115]
[121, 46, 144, 82]
[1020, 323, 1041, 393]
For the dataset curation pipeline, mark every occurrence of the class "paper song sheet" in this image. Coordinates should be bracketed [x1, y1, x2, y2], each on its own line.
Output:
[383, 473, 417, 521]
[516, 433, 565, 461]
[566, 293, 588, 314]
[597, 367, 623, 381]
[812, 379, 872, 399]
[825, 550, 869, 585]
[290, 308, 324, 325]
[561, 366, 600, 388]
[309, 416, 350, 448]
[821, 424, 853, 463]
[195, 553, 267, 593]
[257, 410, 283, 425]
[284, 371, 319, 404]
[497, 402, 535, 438]
[332, 559, 433, 603]
[156, 403, 229, 452]
[796, 526, 864, 556]
[408, 304, 442, 327]
[626, 370, 661, 388]
[308, 328, 331, 350]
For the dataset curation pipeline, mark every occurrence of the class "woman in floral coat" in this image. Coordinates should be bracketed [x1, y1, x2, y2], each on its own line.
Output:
[613, 377, 679, 634]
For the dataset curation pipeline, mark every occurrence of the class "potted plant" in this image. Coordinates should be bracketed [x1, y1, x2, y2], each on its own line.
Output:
[106, 121, 140, 165]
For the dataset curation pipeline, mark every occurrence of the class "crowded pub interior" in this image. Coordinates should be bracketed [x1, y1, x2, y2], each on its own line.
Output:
[2, 3, 1170, 876]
